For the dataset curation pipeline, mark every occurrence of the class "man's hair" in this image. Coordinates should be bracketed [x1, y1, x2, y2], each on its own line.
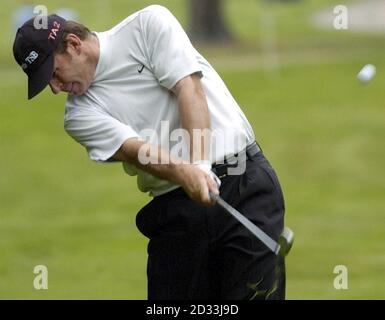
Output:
[55, 21, 92, 54]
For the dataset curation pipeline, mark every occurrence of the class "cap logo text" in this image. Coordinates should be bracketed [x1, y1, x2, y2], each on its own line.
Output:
[48, 21, 61, 40]
[25, 51, 39, 64]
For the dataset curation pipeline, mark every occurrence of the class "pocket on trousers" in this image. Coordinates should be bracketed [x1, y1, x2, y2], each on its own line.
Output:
[136, 198, 166, 238]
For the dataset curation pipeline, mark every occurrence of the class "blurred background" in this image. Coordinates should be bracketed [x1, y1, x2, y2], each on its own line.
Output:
[1, 0, 384, 299]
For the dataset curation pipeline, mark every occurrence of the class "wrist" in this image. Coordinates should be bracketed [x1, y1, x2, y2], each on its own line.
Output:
[172, 162, 190, 186]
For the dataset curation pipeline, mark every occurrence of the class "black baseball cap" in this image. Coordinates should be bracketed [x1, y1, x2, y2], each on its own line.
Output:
[13, 14, 66, 99]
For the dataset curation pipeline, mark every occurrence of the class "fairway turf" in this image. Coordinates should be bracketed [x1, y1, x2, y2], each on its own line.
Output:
[1, 0, 384, 299]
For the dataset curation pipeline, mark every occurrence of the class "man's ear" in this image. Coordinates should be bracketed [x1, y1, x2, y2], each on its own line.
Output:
[65, 34, 82, 55]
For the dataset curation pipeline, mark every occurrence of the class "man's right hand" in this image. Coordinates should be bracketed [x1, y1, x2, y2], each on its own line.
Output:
[176, 164, 219, 206]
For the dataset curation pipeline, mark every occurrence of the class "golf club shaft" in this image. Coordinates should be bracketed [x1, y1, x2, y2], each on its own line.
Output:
[210, 192, 281, 255]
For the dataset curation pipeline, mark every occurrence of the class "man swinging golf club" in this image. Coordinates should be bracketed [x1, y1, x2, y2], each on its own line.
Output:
[13, 5, 290, 299]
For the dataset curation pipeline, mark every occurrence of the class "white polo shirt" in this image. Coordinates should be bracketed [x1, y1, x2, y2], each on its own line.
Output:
[64, 5, 255, 196]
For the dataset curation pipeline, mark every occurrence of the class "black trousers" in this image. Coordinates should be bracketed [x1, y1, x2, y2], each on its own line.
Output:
[136, 151, 286, 300]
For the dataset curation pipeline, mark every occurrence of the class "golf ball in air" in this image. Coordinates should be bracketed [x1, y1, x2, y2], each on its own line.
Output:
[357, 64, 376, 83]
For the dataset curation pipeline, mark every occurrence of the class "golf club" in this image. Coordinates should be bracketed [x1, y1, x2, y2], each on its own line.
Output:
[210, 192, 294, 257]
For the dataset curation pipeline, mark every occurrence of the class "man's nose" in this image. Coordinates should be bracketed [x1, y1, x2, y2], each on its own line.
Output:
[49, 78, 62, 94]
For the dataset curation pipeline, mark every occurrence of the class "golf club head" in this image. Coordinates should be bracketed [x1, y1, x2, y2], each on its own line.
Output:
[278, 227, 294, 257]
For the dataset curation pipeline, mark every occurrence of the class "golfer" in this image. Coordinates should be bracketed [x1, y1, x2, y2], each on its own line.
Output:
[13, 5, 286, 299]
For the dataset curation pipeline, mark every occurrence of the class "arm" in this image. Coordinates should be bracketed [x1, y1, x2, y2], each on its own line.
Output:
[112, 138, 219, 206]
[171, 73, 211, 163]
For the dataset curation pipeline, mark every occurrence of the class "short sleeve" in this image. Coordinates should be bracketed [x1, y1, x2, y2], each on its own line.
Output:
[140, 5, 202, 89]
[64, 108, 139, 162]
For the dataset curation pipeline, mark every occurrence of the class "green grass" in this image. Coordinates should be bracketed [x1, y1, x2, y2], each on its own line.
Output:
[1, 0, 385, 299]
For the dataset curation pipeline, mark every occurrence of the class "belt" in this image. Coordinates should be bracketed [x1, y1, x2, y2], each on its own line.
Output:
[212, 141, 261, 179]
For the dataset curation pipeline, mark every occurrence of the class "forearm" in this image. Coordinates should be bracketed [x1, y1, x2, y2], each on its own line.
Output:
[173, 74, 211, 163]
[112, 137, 218, 205]
[113, 138, 188, 185]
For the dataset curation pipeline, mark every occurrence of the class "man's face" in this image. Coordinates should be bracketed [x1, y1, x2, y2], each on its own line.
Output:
[49, 36, 93, 96]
